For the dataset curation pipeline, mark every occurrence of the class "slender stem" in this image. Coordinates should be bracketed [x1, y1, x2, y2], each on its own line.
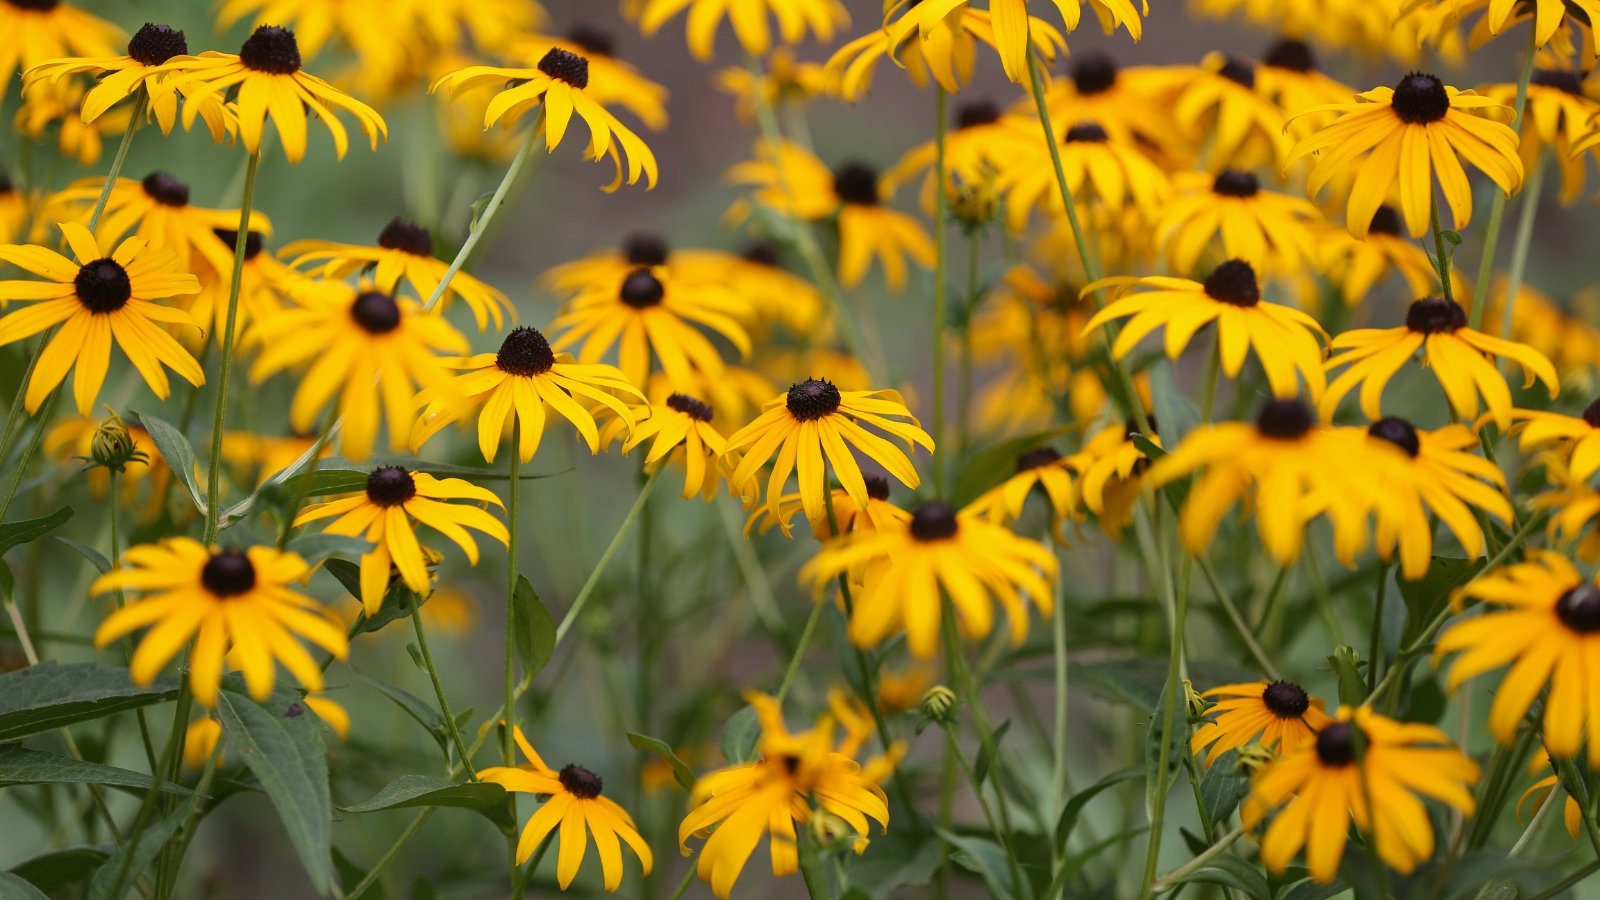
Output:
[1151, 826, 1245, 893]
[422, 127, 541, 314]
[1138, 552, 1193, 900]
[0, 386, 58, 524]
[939, 718, 1023, 890]
[1497, 152, 1546, 342]
[1504, 778, 1559, 859]
[1470, 25, 1538, 330]
[1528, 861, 1600, 900]
[554, 470, 660, 644]
[957, 232, 979, 459]
[89, 94, 147, 230]
[932, 85, 949, 497]
[1050, 536, 1070, 887]
[797, 830, 828, 898]
[345, 809, 435, 900]
[1367, 561, 1391, 694]
[160, 736, 225, 899]
[504, 424, 521, 767]
[108, 678, 192, 900]
[776, 600, 824, 704]
[1430, 192, 1456, 303]
[109, 469, 159, 773]
[202, 152, 262, 544]
[716, 498, 784, 634]
[1199, 334, 1222, 423]
[667, 866, 696, 900]
[410, 608, 477, 780]
[1194, 557, 1278, 678]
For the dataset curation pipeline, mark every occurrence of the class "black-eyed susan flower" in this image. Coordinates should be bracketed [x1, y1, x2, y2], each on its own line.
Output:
[0, 222, 203, 414]
[248, 283, 467, 460]
[1042, 53, 1188, 162]
[1191, 680, 1333, 765]
[1510, 399, 1600, 481]
[726, 378, 932, 526]
[1484, 62, 1600, 204]
[281, 218, 511, 331]
[294, 466, 507, 615]
[1321, 296, 1558, 428]
[966, 445, 1078, 530]
[184, 229, 295, 349]
[1530, 457, 1600, 562]
[1519, 766, 1584, 840]
[1169, 54, 1291, 171]
[413, 325, 643, 464]
[680, 690, 898, 900]
[996, 120, 1169, 233]
[1320, 206, 1447, 305]
[718, 46, 829, 119]
[599, 393, 736, 500]
[505, 26, 669, 131]
[158, 26, 387, 165]
[433, 48, 657, 190]
[1411, 0, 1600, 50]
[745, 474, 910, 539]
[1287, 73, 1522, 238]
[1155, 170, 1323, 275]
[0, 0, 120, 93]
[729, 140, 934, 289]
[478, 727, 652, 891]
[826, 6, 1065, 100]
[13, 79, 129, 166]
[217, 0, 391, 60]
[800, 501, 1056, 658]
[1243, 706, 1479, 884]
[884, 99, 1044, 214]
[1073, 421, 1156, 538]
[1083, 260, 1329, 400]
[0, 172, 25, 245]
[968, 265, 1108, 432]
[637, 0, 849, 61]
[92, 540, 348, 708]
[1437, 551, 1600, 766]
[905, 0, 1144, 84]
[1255, 39, 1357, 141]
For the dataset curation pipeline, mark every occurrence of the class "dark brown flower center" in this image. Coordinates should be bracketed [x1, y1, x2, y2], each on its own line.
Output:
[1261, 681, 1311, 717]
[956, 99, 1001, 129]
[239, 25, 302, 75]
[75, 260, 132, 313]
[142, 171, 190, 207]
[1213, 170, 1259, 198]
[786, 378, 841, 421]
[1016, 446, 1062, 472]
[365, 466, 416, 507]
[201, 549, 257, 597]
[1072, 53, 1117, 95]
[377, 217, 433, 257]
[619, 268, 665, 308]
[1203, 259, 1260, 306]
[495, 326, 556, 377]
[666, 393, 713, 422]
[1555, 584, 1600, 633]
[213, 228, 264, 261]
[538, 48, 589, 89]
[1584, 398, 1600, 428]
[0, 171, 12, 194]
[742, 242, 780, 267]
[565, 23, 615, 58]
[1064, 122, 1109, 143]
[558, 764, 604, 799]
[5, 0, 60, 9]
[1369, 205, 1403, 236]
[1218, 55, 1255, 88]
[1393, 72, 1449, 124]
[623, 232, 668, 267]
[1368, 417, 1421, 457]
[1404, 297, 1467, 334]
[832, 162, 880, 206]
[351, 291, 402, 334]
[910, 502, 959, 541]
[1262, 38, 1315, 73]
[128, 23, 188, 66]
[865, 474, 890, 501]
[1256, 399, 1314, 440]
[1315, 722, 1361, 767]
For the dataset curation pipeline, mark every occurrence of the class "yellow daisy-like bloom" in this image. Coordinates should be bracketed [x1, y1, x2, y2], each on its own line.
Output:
[413, 325, 643, 464]
[478, 728, 652, 891]
[1168, 54, 1291, 171]
[1286, 72, 1522, 238]
[0, 173, 26, 244]
[1437, 551, 1600, 765]
[13, 79, 129, 166]
[680, 690, 897, 900]
[217, 0, 390, 60]
[1083, 260, 1329, 400]
[0, 0, 120, 94]
[1191, 680, 1333, 766]
[0, 222, 202, 415]
[599, 394, 735, 500]
[185, 229, 297, 350]
[884, 99, 1044, 214]
[745, 474, 911, 539]
[248, 282, 467, 460]
[688, 242, 827, 336]
[1319, 206, 1447, 305]
[1072, 421, 1157, 538]
[801, 500, 1057, 657]
[1484, 63, 1600, 205]
[718, 46, 829, 120]
[294, 466, 508, 615]
[637, 0, 849, 61]
[826, 6, 1064, 101]
[996, 120, 1169, 234]
[876, 664, 934, 715]
[1519, 766, 1584, 840]
[905, 0, 1145, 84]
[729, 140, 934, 290]
[1255, 39, 1358, 141]
[1145, 399, 1383, 564]
[183, 717, 224, 769]
[1042, 54, 1189, 163]
[1321, 296, 1559, 429]
[1243, 706, 1479, 884]
[968, 265, 1108, 433]
[158, 26, 387, 165]
[726, 378, 933, 526]
[432, 48, 657, 190]
[92, 540, 348, 709]
[966, 445, 1078, 530]
[549, 263, 751, 391]
[1155, 170, 1322, 275]
[1414, 0, 1600, 50]
[281, 217, 511, 331]
[1509, 399, 1600, 481]
[1479, 275, 1600, 377]
[1529, 456, 1600, 562]
[505, 27, 669, 131]
[408, 0, 550, 56]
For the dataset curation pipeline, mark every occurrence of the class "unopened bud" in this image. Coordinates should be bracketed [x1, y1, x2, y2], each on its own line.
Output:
[919, 685, 958, 721]
[89, 412, 144, 472]
[1235, 743, 1275, 774]
[950, 165, 1000, 232]
[1183, 679, 1209, 721]
[808, 808, 854, 848]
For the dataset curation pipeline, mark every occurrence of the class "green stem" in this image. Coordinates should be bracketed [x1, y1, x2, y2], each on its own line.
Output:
[1497, 152, 1546, 342]
[202, 151, 262, 544]
[957, 232, 980, 460]
[797, 830, 828, 898]
[109, 469, 159, 774]
[1138, 551, 1193, 900]
[1504, 777, 1559, 859]
[1368, 561, 1391, 694]
[1194, 556, 1278, 679]
[410, 607, 478, 780]
[1430, 192, 1456, 303]
[1528, 860, 1600, 900]
[160, 736, 225, 899]
[1151, 826, 1244, 894]
[504, 424, 521, 767]
[422, 126, 541, 314]
[717, 498, 784, 635]
[932, 85, 949, 497]
[939, 717, 1024, 892]
[108, 678, 192, 900]
[88, 93, 147, 230]
[553, 469, 660, 645]
[1469, 25, 1538, 330]
[667, 866, 697, 900]
[776, 600, 824, 705]
[1050, 537, 1070, 882]
[345, 809, 435, 900]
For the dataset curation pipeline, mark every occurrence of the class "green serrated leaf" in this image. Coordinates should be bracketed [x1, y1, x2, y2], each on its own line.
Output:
[0, 507, 72, 557]
[0, 663, 179, 742]
[512, 577, 555, 684]
[626, 732, 695, 791]
[721, 705, 760, 765]
[0, 745, 189, 796]
[340, 775, 513, 832]
[135, 413, 205, 514]
[217, 689, 333, 892]
[973, 719, 1011, 787]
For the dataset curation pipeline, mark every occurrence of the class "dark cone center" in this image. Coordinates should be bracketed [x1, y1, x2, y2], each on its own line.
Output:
[558, 764, 604, 799]
[1218, 55, 1256, 88]
[1393, 72, 1449, 124]
[1583, 398, 1600, 428]
[1555, 584, 1600, 633]
[5, 0, 60, 9]
[1369, 205, 1403, 236]
[538, 48, 590, 89]
[1016, 446, 1062, 472]
[1203, 259, 1261, 307]
[377, 217, 434, 257]
[742, 241, 780, 267]
[495, 326, 556, 377]
[1532, 68, 1585, 96]
[351, 291, 402, 334]
[785, 378, 841, 421]
[142, 171, 190, 207]
[365, 466, 416, 507]
[213, 228, 264, 261]
[865, 475, 890, 501]
[0, 171, 12, 194]
[75, 260, 132, 313]
[1315, 722, 1361, 767]
[666, 393, 713, 422]
[1404, 297, 1467, 334]
[832, 162, 880, 206]
[565, 24, 615, 58]
[1213, 170, 1260, 198]
[1072, 53, 1118, 95]
[1369, 417, 1421, 457]
[1256, 399, 1315, 440]
[200, 549, 257, 598]
[239, 25, 302, 75]
[1263, 38, 1315, 72]
[622, 232, 669, 266]
[1064, 122, 1109, 143]
[910, 501, 959, 541]
[956, 99, 1001, 130]
[619, 268, 665, 308]
[1261, 681, 1312, 718]
[128, 23, 188, 66]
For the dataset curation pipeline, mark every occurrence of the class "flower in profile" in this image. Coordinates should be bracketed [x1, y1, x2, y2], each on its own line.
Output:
[1510, 399, 1600, 481]
[93, 540, 348, 708]
[1320, 205, 1449, 305]
[1286, 72, 1522, 237]
[294, 466, 507, 615]
[680, 690, 897, 899]
[719, 47, 829, 119]
[1154, 170, 1322, 275]
[1191, 680, 1332, 765]
[745, 474, 910, 540]
[504, 26, 669, 131]
[800, 501, 1056, 658]
[0, 0, 121, 93]
[726, 379, 933, 525]
[1484, 62, 1600, 205]
[1243, 706, 1479, 884]
[997, 120, 1169, 233]
[966, 445, 1078, 532]
[0, 222, 203, 414]
[13, 78, 129, 166]
[478, 727, 652, 891]
[636, 0, 849, 61]
[884, 99, 1043, 214]
[1082, 260, 1329, 400]
[157, 26, 388, 165]
[1321, 296, 1558, 429]
[220, 428, 329, 486]
[282, 217, 511, 331]
[903, 0, 1145, 83]
[599, 393, 738, 500]
[412, 325, 643, 463]
[433, 48, 657, 190]
[248, 283, 467, 460]
[184, 229, 296, 349]
[729, 140, 934, 289]
[1437, 551, 1600, 766]
[1073, 421, 1157, 538]
[826, 7, 1065, 100]
[1518, 767, 1584, 840]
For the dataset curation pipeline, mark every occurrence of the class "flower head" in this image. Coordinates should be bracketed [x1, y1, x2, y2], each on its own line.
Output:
[902, 0, 1144, 83]
[1191, 680, 1333, 765]
[637, 0, 849, 61]
[0, 0, 121, 95]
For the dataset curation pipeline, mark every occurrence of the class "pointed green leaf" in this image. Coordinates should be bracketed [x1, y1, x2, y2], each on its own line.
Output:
[0, 507, 72, 557]
[135, 413, 205, 514]
[512, 576, 555, 683]
[341, 775, 513, 832]
[8, 846, 109, 895]
[626, 732, 695, 790]
[88, 806, 186, 900]
[1056, 766, 1139, 847]
[0, 872, 49, 900]
[0, 745, 189, 796]
[0, 663, 179, 742]
[217, 689, 332, 892]
[721, 705, 760, 765]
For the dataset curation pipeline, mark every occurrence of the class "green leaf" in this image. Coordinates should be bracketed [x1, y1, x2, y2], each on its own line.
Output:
[938, 829, 1032, 900]
[8, 847, 108, 895]
[1165, 852, 1270, 899]
[1398, 556, 1484, 647]
[721, 705, 760, 765]
[0, 507, 72, 557]
[1474, 877, 1518, 900]
[54, 536, 111, 574]
[0, 745, 189, 796]
[0, 872, 49, 900]
[217, 689, 333, 893]
[1055, 766, 1139, 848]
[135, 413, 205, 515]
[1144, 685, 1187, 822]
[325, 559, 425, 637]
[88, 806, 185, 900]
[512, 576, 555, 684]
[286, 533, 373, 567]
[973, 719, 1011, 787]
[1198, 753, 1249, 823]
[626, 732, 695, 791]
[351, 667, 446, 749]
[0, 663, 179, 742]
[340, 775, 513, 832]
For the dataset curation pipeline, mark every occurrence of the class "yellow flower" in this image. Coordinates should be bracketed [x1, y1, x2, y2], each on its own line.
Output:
[1255, 39, 1358, 142]
[904, 0, 1145, 83]
[281, 218, 511, 331]
[248, 282, 467, 460]
[1518, 768, 1584, 840]
[157, 26, 387, 165]
[826, 6, 1065, 100]
[1319, 206, 1447, 305]
[0, 222, 203, 414]
[1191, 680, 1333, 766]
[1411, 0, 1600, 50]
[800, 501, 1056, 657]
[294, 466, 507, 615]
[504, 28, 669, 131]
[1073, 422, 1156, 538]
[0, 173, 26, 245]
[13, 78, 129, 166]
[183, 717, 224, 769]
[304, 693, 351, 739]
[884, 99, 1045, 214]
[1243, 706, 1479, 884]
[1287, 72, 1522, 238]
[0, 0, 121, 93]
[1530, 456, 1600, 562]
[1154, 170, 1322, 276]
[1509, 400, 1600, 481]
[599, 394, 739, 500]
[411, 0, 548, 55]
[637, 0, 850, 61]
[478, 728, 652, 890]
[432, 48, 657, 190]
[744, 473, 911, 539]
[1484, 62, 1600, 205]
[719, 47, 829, 119]
[966, 445, 1078, 531]
[997, 119, 1169, 233]
[217, 0, 393, 59]
[220, 428, 329, 487]
[184, 229, 296, 350]
[1169, 53, 1291, 171]
[1321, 296, 1558, 429]
[93, 539, 348, 708]
[876, 665, 934, 715]
[1041, 53, 1188, 163]
[1478, 274, 1600, 376]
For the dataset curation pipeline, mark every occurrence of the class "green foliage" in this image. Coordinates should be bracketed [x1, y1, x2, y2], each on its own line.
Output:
[340, 775, 513, 833]
[0, 664, 178, 743]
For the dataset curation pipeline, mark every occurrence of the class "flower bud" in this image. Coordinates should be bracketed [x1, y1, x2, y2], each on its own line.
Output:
[919, 685, 958, 721]
[89, 412, 145, 472]
[1235, 742, 1275, 774]
[1183, 678, 1210, 721]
